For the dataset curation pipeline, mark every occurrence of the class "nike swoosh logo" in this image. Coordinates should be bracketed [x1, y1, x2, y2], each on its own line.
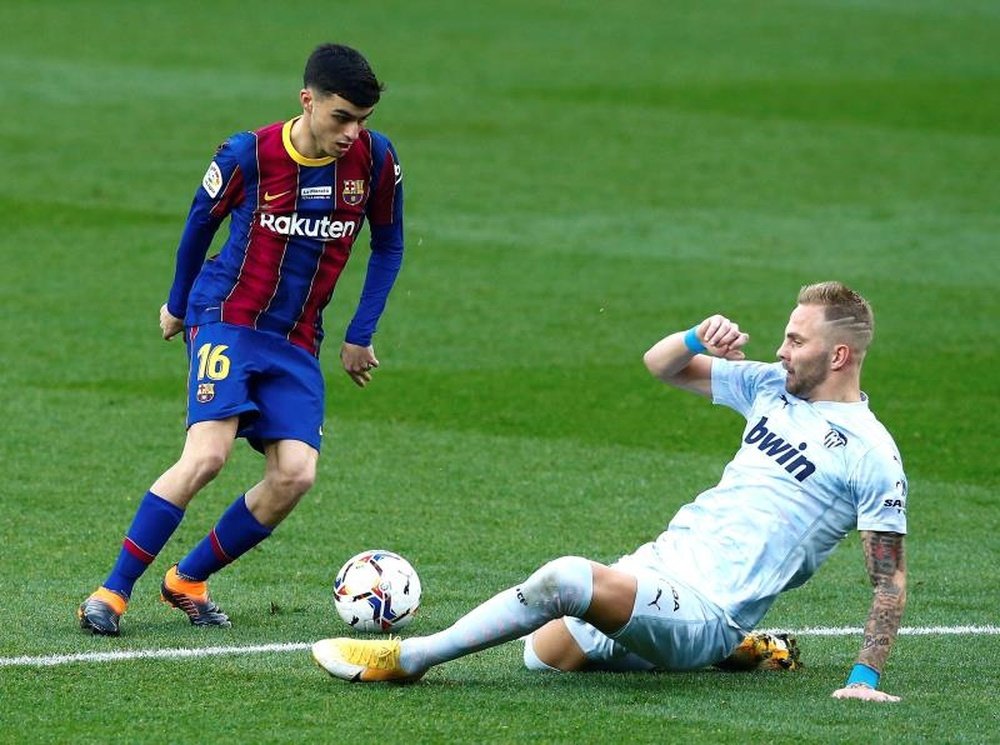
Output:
[263, 190, 291, 202]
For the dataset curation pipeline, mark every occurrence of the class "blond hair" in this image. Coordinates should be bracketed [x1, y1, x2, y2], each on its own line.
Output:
[797, 281, 874, 353]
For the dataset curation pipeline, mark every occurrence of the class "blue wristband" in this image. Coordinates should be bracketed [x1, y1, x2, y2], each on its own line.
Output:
[683, 326, 707, 354]
[846, 663, 880, 689]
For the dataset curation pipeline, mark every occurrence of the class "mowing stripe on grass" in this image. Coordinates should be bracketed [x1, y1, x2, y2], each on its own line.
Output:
[2, 626, 997, 668]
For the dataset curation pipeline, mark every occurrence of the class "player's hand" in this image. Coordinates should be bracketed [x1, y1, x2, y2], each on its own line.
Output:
[159, 304, 184, 341]
[697, 314, 749, 360]
[341, 342, 379, 388]
[831, 685, 901, 703]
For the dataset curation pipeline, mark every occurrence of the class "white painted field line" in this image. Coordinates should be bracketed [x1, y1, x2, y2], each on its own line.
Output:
[2, 626, 998, 668]
[761, 625, 1000, 637]
[0, 641, 311, 668]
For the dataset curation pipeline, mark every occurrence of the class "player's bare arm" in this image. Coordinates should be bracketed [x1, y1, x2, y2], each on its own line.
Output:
[832, 530, 907, 703]
[341, 341, 379, 388]
[643, 314, 749, 397]
[159, 303, 184, 341]
[859, 531, 907, 672]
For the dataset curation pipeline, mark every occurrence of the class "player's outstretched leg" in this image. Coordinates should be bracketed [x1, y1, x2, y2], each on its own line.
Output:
[313, 556, 595, 683]
[160, 565, 231, 627]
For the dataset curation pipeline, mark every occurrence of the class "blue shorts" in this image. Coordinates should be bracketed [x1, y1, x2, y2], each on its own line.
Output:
[185, 323, 324, 452]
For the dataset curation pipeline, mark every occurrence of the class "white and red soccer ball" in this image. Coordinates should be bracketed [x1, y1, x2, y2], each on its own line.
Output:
[333, 549, 421, 632]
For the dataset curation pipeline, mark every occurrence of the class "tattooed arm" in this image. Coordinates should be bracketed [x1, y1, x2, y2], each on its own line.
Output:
[858, 531, 907, 672]
[832, 530, 907, 702]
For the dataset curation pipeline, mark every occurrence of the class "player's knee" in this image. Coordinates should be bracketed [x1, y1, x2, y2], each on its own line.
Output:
[288, 465, 316, 496]
[268, 461, 316, 499]
[520, 556, 594, 618]
[181, 448, 228, 484]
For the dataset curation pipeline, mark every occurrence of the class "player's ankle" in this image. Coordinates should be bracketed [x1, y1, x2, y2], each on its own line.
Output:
[398, 639, 429, 675]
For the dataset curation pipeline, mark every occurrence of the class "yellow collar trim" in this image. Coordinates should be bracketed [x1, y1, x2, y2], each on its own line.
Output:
[282, 118, 335, 166]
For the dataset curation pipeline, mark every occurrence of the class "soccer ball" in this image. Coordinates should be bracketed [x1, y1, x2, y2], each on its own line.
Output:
[332, 549, 422, 632]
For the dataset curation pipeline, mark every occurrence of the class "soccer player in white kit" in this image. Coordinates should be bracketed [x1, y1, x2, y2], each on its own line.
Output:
[313, 282, 908, 703]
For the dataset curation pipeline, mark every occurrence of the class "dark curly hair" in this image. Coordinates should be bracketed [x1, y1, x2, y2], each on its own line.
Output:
[303, 43, 384, 108]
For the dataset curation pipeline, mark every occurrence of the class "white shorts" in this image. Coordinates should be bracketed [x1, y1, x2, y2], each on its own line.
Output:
[563, 542, 744, 671]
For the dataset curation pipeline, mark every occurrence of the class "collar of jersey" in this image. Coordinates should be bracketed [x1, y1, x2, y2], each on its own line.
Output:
[812, 392, 870, 408]
[282, 118, 336, 166]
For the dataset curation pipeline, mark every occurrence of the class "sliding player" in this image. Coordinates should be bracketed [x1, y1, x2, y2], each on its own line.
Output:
[313, 282, 907, 702]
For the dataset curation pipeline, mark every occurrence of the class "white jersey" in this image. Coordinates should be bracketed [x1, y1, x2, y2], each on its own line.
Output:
[655, 359, 908, 631]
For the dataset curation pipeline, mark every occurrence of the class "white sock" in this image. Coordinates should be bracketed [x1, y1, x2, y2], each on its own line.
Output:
[522, 634, 560, 672]
[400, 556, 593, 674]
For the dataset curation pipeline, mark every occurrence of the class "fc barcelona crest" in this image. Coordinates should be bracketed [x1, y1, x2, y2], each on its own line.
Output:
[196, 383, 215, 403]
[342, 179, 365, 206]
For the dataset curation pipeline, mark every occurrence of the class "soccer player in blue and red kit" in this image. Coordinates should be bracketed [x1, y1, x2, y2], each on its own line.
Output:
[78, 44, 405, 635]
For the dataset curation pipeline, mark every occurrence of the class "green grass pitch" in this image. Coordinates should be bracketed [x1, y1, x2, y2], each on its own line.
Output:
[1, 1, 998, 742]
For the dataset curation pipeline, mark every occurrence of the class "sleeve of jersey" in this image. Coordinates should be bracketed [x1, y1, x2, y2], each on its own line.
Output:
[851, 446, 909, 533]
[165, 138, 246, 318]
[345, 138, 404, 346]
[711, 359, 774, 417]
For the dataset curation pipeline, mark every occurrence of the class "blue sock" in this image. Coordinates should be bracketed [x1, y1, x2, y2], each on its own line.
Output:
[177, 495, 272, 581]
[103, 491, 185, 599]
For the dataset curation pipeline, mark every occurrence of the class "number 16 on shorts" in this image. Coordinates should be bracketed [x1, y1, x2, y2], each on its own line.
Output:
[194, 343, 229, 403]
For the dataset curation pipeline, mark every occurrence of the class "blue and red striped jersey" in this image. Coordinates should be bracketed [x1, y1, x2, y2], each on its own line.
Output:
[167, 118, 404, 356]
